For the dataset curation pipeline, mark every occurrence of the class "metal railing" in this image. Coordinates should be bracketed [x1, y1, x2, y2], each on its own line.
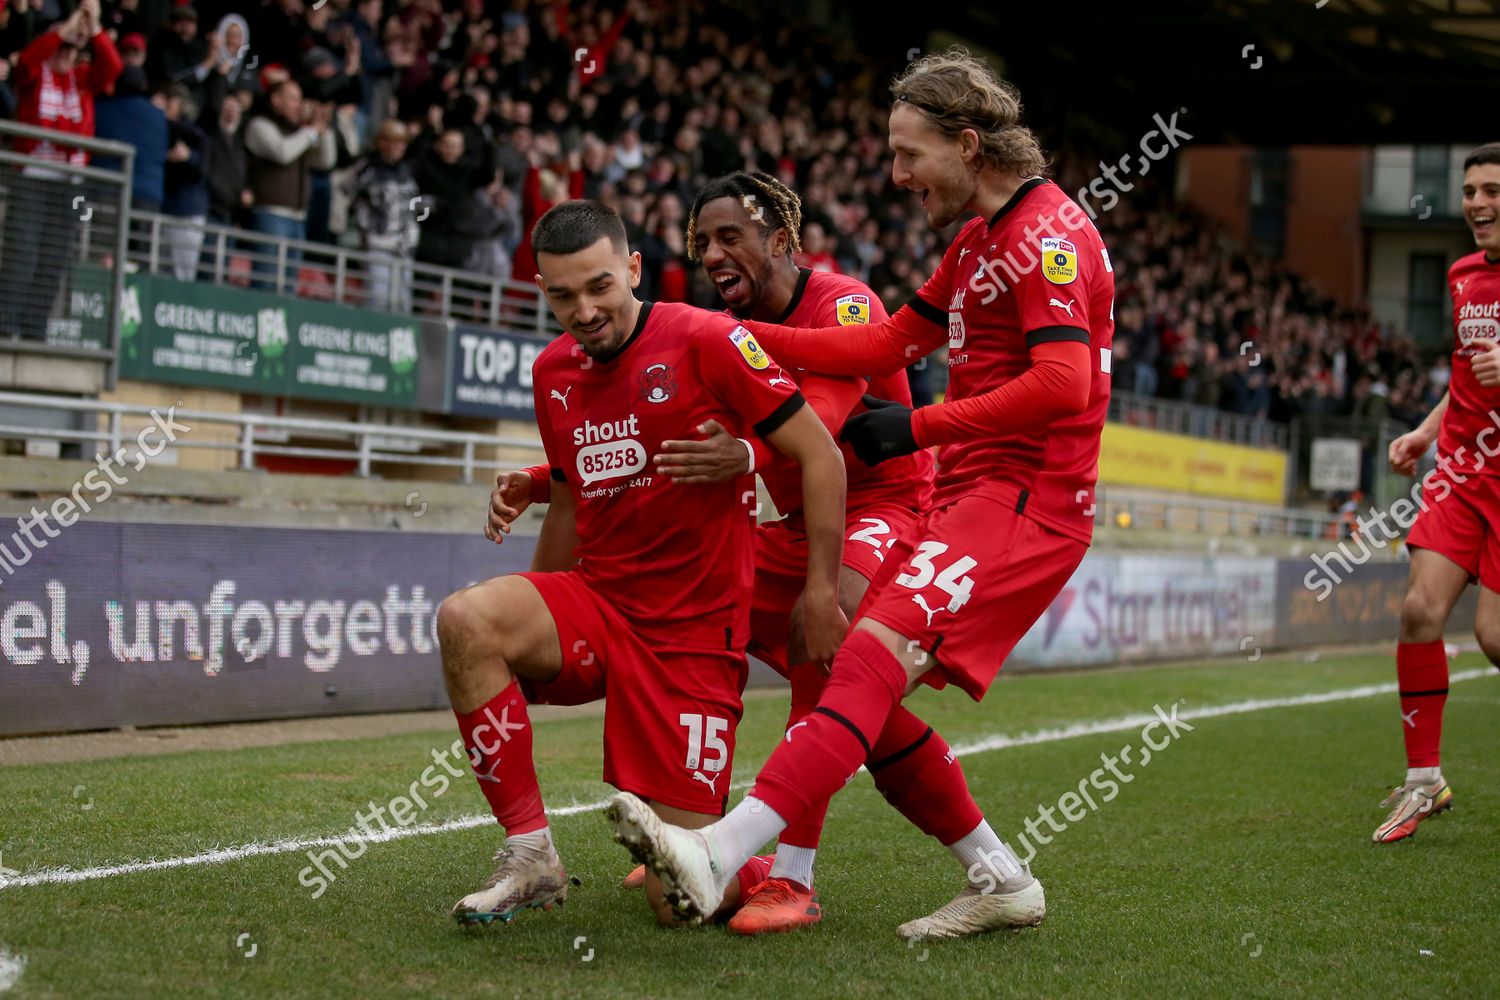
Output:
[0, 389, 1357, 539]
[125, 209, 562, 337]
[118, 212, 1288, 454]
[1108, 391, 1290, 449]
[0, 120, 134, 363]
[0, 390, 543, 483]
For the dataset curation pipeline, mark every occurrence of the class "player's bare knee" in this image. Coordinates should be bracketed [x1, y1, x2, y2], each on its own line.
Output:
[837, 567, 869, 621]
[436, 586, 516, 681]
[1400, 588, 1448, 642]
[436, 590, 484, 659]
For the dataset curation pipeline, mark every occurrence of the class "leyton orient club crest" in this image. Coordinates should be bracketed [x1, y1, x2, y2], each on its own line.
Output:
[640, 362, 676, 403]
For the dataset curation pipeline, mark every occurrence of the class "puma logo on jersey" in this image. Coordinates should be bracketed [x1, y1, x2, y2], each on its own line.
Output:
[1457, 278, 1470, 295]
[768, 373, 791, 387]
[1049, 297, 1076, 317]
[911, 593, 948, 628]
[550, 386, 573, 411]
[692, 770, 719, 795]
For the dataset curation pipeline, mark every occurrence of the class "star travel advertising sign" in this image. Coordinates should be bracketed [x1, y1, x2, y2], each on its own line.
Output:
[117, 275, 424, 409]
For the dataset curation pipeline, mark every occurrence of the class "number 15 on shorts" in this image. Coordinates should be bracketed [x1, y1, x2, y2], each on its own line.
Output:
[679, 714, 729, 773]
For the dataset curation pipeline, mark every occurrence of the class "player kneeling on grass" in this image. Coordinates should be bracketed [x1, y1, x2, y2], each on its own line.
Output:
[1375, 142, 1500, 844]
[604, 48, 1114, 940]
[496, 172, 1006, 935]
[439, 200, 848, 926]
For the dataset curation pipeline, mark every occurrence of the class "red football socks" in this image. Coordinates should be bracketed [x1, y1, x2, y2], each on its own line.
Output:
[869, 706, 984, 845]
[733, 853, 776, 898]
[777, 662, 831, 848]
[454, 681, 547, 835]
[752, 629, 906, 824]
[1396, 640, 1448, 769]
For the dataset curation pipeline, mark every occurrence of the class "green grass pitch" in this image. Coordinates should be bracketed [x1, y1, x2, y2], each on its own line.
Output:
[1, 650, 1497, 998]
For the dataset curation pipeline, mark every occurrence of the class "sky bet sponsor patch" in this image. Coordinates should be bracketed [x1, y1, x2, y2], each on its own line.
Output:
[835, 293, 871, 325]
[729, 325, 770, 369]
[1041, 236, 1078, 285]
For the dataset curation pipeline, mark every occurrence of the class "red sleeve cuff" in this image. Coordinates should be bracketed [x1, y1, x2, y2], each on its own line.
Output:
[525, 463, 552, 504]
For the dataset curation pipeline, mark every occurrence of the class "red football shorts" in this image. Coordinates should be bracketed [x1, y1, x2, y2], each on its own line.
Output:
[1406, 476, 1500, 589]
[749, 502, 922, 674]
[857, 488, 1087, 700]
[516, 571, 748, 816]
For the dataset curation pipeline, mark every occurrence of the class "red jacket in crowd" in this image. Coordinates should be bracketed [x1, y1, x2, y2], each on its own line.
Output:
[12, 29, 123, 166]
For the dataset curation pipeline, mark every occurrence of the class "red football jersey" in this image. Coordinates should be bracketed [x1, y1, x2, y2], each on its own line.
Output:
[755, 269, 936, 516]
[532, 301, 803, 650]
[1440, 252, 1500, 477]
[910, 178, 1114, 544]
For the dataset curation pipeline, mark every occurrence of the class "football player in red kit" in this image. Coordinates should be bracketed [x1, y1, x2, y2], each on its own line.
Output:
[1375, 142, 1500, 844]
[605, 49, 1114, 940]
[490, 175, 996, 936]
[438, 200, 848, 926]
[640, 172, 998, 934]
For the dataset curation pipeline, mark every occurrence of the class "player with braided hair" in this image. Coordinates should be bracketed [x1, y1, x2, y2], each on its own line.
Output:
[684, 170, 804, 273]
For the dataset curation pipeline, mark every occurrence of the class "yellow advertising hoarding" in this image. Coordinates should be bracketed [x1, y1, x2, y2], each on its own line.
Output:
[1098, 424, 1287, 504]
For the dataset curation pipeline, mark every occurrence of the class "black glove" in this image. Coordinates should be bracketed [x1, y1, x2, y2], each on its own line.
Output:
[839, 394, 918, 466]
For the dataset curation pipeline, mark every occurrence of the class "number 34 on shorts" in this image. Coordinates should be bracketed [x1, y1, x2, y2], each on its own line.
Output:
[895, 541, 977, 621]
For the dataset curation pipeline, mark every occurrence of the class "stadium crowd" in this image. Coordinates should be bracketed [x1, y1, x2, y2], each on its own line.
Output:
[0, 0, 1441, 422]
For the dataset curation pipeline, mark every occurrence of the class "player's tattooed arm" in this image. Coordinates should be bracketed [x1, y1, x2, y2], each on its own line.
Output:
[743, 305, 947, 377]
[529, 481, 579, 572]
[765, 405, 849, 667]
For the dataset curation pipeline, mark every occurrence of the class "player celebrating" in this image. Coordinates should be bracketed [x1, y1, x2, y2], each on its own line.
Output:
[635, 171, 997, 934]
[439, 199, 848, 926]
[605, 48, 1114, 940]
[1375, 142, 1500, 844]
[490, 174, 998, 936]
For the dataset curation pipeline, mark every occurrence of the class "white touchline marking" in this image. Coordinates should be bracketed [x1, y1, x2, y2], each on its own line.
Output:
[948, 669, 1488, 756]
[3, 670, 1491, 890]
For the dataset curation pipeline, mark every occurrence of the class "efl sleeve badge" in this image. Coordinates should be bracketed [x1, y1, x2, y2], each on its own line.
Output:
[1040, 237, 1078, 285]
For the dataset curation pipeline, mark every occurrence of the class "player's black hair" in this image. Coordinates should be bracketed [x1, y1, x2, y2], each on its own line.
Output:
[1463, 144, 1500, 172]
[531, 199, 629, 258]
[685, 171, 803, 261]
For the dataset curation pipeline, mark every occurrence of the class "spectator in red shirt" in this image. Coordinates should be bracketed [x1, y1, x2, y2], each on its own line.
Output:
[2, 0, 121, 341]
